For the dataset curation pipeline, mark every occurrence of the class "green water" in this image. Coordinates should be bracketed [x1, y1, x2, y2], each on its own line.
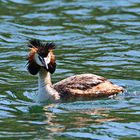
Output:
[0, 0, 140, 139]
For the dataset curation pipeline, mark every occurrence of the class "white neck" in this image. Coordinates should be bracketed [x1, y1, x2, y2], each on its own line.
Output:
[38, 68, 52, 87]
[37, 68, 60, 102]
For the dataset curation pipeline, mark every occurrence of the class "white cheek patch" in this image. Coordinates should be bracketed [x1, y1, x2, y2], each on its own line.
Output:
[44, 53, 51, 69]
[34, 53, 44, 66]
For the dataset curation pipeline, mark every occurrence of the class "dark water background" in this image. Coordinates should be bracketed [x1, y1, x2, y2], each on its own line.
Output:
[0, 0, 140, 139]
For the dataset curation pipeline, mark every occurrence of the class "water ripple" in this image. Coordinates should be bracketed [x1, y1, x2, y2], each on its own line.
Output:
[0, 0, 140, 139]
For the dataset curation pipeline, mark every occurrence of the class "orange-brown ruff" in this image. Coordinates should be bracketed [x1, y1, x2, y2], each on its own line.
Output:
[27, 39, 124, 102]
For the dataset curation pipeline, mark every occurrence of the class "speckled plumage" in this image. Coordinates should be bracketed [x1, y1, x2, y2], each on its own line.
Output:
[53, 74, 124, 100]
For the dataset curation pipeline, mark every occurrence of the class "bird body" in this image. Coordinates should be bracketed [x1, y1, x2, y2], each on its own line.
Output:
[54, 73, 123, 100]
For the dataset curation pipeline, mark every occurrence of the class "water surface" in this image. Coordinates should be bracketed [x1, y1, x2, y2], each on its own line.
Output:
[0, 0, 140, 139]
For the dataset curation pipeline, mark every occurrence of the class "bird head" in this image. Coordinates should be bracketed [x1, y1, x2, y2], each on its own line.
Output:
[27, 39, 56, 75]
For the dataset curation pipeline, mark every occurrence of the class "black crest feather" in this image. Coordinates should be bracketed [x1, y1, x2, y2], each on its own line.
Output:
[28, 39, 42, 48]
[28, 39, 56, 57]
[28, 39, 56, 50]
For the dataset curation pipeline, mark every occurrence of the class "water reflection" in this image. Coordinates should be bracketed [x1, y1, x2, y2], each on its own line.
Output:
[41, 99, 139, 139]
[43, 104, 118, 134]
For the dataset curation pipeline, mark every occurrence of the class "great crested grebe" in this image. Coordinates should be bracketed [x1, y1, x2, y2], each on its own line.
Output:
[27, 39, 124, 102]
